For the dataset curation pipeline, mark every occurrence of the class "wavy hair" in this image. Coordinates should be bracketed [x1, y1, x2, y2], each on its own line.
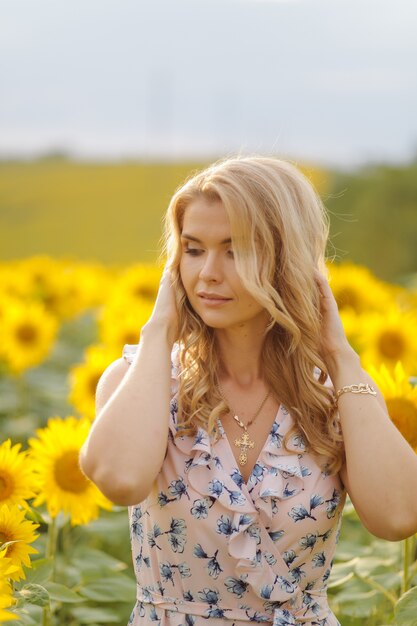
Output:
[160, 155, 343, 474]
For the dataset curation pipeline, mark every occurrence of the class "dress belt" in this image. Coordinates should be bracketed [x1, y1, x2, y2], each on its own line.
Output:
[136, 586, 333, 624]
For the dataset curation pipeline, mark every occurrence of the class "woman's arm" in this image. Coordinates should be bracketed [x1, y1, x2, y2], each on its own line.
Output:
[79, 269, 179, 506]
[315, 271, 417, 541]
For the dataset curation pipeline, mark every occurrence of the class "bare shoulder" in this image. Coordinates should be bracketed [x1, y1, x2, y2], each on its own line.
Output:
[95, 357, 130, 416]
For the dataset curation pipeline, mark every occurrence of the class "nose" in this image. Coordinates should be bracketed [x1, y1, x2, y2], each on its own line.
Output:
[199, 251, 223, 283]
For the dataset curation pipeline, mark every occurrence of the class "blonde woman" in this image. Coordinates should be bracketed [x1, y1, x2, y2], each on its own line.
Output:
[80, 156, 417, 626]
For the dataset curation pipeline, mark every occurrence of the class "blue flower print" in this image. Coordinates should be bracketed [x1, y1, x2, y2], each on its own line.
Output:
[289, 563, 306, 583]
[198, 588, 220, 605]
[231, 468, 244, 488]
[312, 551, 326, 568]
[158, 476, 190, 506]
[208, 479, 224, 497]
[275, 575, 295, 593]
[216, 514, 236, 536]
[177, 562, 191, 578]
[325, 489, 341, 518]
[260, 584, 273, 599]
[288, 504, 317, 523]
[263, 551, 277, 566]
[193, 544, 223, 579]
[282, 549, 296, 566]
[283, 483, 297, 498]
[168, 477, 190, 500]
[238, 514, 254, 527]
[194, 429, 207, 446]
[149, 606, 160, 621]
[300, 465, 312, 477]
[183, 590, 194, 602]
[322, 568, 331, 583]
[228, 488, 246, 506]
[160, 560, 191, 584]
[190, 498, 210, 519]
[268, 529, 285, 542]
[213, 455, 223, 469]
[310, 494, 324, 511]
[269, 421, 283, 447]
[168, 518, 187, 553]
[184, 616, 196, 626]
[148, 524, 163, 549]
[224, 576, 249, 598]
[299, 533, 318, 552]
[130, 506, 144, 540]
[246, 524, 261, 545]
[273, 609, 296, 626]
[291, 433, 306, 450]
[160, 562, 174, 584]
[248, 463, 265, 485]
[245, 610, 271, 623]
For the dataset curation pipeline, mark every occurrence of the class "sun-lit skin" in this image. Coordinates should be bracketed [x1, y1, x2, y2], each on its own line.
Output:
[179, 197, 270, 352]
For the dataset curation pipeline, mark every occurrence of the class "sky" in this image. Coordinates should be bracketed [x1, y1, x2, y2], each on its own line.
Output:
[1, 0, 417, 167]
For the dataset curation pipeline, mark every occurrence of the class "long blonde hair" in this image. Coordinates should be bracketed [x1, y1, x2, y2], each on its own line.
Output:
[161, 155, 343, 474]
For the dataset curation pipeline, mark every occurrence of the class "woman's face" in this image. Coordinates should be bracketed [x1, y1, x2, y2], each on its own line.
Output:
[179, 196, 269, 333]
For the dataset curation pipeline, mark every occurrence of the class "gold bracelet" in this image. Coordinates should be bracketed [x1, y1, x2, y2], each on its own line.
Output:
[335, 383, 377, 406]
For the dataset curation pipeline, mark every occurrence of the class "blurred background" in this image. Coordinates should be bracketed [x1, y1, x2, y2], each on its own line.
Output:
[1, 0, 417, 282]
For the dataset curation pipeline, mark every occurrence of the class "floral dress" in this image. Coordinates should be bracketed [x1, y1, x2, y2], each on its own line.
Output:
[122, 343, 346, 626]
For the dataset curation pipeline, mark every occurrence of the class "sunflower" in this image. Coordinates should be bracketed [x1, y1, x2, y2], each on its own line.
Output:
[368, 362, 417, 448]
[68, 344, 120, 420]
[0, 505, 39, 582]
[0, 440, 38, 509]
[0, 548, 20, 621]
[97, 296, 154, 351]
[28, 416, 112, 526]
[358, 307, 417, 372]
[0, 298, 59, 375]
[111, 263, 162, 303]
[327, 262, 395, 315]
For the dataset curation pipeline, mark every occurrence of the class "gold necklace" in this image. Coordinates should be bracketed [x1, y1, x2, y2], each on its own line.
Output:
[217, 380, 271, 466]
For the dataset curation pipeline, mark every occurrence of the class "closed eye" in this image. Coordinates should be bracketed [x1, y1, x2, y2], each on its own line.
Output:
[183, 248, 203, 256]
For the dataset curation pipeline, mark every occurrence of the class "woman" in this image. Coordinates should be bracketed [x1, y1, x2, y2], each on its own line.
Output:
[80, 156, 417, 626]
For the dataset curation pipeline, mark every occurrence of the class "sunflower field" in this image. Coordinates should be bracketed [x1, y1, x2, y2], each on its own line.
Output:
[1, 253, 417, 625]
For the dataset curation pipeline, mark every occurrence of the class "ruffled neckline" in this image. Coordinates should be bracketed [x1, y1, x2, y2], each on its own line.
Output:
[169, 399, 309, 608]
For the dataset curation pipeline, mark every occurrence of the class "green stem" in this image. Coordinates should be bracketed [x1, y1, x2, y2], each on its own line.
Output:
[355, 573, 398, 606]
[42, 516, 58, 626]
[401, 536, 413, 595]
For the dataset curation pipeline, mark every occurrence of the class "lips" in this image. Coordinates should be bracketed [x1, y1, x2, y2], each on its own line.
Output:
[197, 293, 231, 300]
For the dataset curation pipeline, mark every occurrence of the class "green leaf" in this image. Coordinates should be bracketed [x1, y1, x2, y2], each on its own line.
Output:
[71, 546, 128, 576]
[354, 556, 396, 578]
[79, 575, 136, 602]
[395, 586, 417, 626]
[44, 581, 85, 603]
[23, 558, 54, 584]
[16, 583, 50, 608]
[70, 606, 120, 624]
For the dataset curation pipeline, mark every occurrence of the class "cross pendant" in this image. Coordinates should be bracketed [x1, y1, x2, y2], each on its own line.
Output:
[234, 430, 255, 466]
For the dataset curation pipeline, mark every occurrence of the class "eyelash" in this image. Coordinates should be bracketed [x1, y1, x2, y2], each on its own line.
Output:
[184, 248, 234, 258]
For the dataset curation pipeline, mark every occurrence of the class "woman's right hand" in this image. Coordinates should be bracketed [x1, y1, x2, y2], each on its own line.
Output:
[142, 266, 180, 345]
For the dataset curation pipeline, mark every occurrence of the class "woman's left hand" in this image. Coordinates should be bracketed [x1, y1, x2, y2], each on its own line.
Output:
[314, 270, 353, 364]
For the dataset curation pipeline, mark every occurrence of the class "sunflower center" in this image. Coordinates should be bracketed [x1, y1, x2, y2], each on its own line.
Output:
[336, 287, 361, 312]
[0, 530, 10, 545]
[0, 472, 14, 501]
[124, 332, 140, 345]
[386, 398, 417, 447]
[54, 450, 90, 493]
[377, 331, 406, 360]
[16, 324, 38, 344]
[134, 286, 155, 299]
[89, 374, 101, 397]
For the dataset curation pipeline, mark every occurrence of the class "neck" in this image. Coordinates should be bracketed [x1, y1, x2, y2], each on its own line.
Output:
[215, 329, 267, 388]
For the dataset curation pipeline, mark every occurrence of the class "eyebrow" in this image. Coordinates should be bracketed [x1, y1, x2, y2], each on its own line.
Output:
[181, 233, 232, 245]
